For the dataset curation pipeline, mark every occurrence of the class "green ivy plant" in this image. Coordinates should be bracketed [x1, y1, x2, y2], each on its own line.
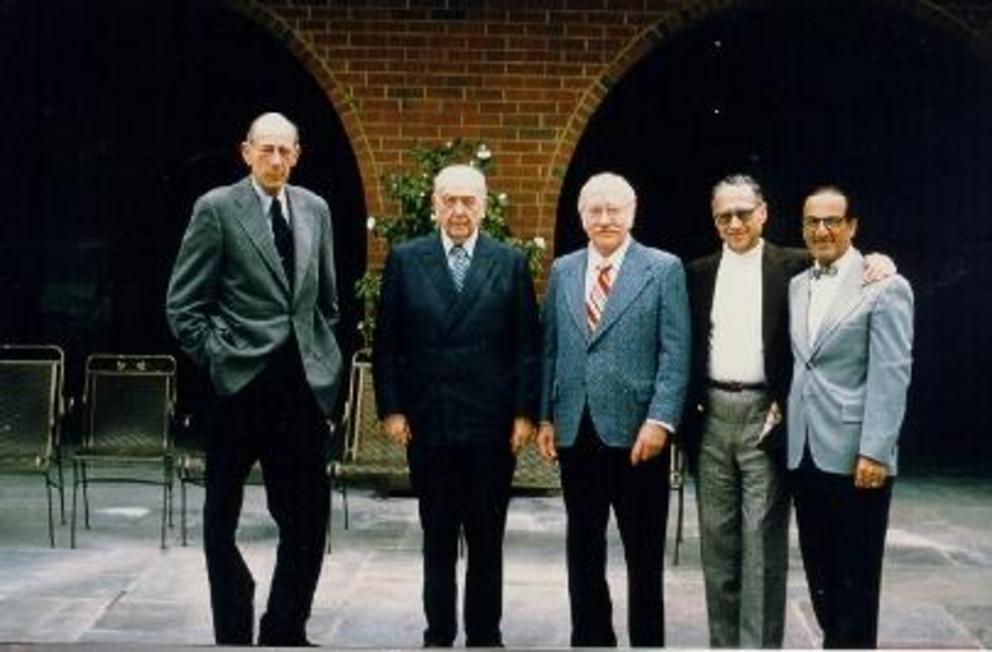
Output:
[356, 139, 546, 349]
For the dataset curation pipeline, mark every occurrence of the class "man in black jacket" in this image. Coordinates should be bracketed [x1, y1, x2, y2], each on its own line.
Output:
[373, 164, 540, 647]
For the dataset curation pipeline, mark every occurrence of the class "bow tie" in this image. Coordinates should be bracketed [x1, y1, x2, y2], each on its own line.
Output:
[812, 264, 838, 280]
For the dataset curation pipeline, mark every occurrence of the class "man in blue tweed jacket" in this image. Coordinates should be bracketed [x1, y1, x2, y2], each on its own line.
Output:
[537, 172, 691, 647]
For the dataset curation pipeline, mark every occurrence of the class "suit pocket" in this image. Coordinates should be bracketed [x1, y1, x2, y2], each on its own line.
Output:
[841, 400, 864, 424]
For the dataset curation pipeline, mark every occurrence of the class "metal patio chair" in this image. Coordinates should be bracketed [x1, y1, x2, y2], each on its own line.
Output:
[71, 353, 177, 548]
[0, 344, 67, 547]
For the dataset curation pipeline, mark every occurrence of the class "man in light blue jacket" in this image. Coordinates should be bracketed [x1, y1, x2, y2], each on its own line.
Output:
[788, 186, 914, 649]
[537, 172, 690, 647]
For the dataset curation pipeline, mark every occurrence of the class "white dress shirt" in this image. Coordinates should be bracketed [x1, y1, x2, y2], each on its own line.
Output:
[440, 228, 479, 260]
[250, 178, 289, 228]
[584, 235, 631, 303]
[808, 246, 857, 348]
[709, 239, 766, 383]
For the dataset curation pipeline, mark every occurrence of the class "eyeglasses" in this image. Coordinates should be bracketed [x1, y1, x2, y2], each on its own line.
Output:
[803, 216, 847, 231]
[583, 201, 633, 222]
[714, 204, 761, 227]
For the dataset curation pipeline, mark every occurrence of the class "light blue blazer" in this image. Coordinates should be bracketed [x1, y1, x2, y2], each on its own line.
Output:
[787, 248, 914, 475]
[540, 239, 691, 448]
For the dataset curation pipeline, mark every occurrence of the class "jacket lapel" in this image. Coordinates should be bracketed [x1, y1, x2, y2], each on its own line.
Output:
[761, 243, 788, 357]
[419, 234, 459, 310]
[444, 235, 497, 331]
[563, 252, 589, 339]
[791, 268, 812, 363]
[232, 178, 291, 295]
[810, 249, 866, 355]
[589, 241, 652, 348]
[286, 187, 313, 305]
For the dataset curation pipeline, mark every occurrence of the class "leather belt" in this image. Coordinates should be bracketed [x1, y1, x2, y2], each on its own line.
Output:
[708, 379, 768, 393]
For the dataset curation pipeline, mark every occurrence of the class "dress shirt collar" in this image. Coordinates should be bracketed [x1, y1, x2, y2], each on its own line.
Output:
[721, 238, 764, 264]
[441, 228, 479, 258]
[812, 246, 856, 281]
[586, 234, 632, 274]
[250, 177, 288, 220]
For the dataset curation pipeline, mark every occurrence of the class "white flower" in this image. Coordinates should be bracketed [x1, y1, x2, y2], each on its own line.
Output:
[430, 211, 437, 222]
[356, 320, 365, 331]
[533, 236, 546, 250]
[497, 192, 508, 206]
[475, 143, 491, 161]
[366, 216, 376, 231]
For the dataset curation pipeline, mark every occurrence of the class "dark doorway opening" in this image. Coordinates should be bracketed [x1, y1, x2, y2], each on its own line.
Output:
[557, 0, 992, 474]
[1, 1, 366, 426]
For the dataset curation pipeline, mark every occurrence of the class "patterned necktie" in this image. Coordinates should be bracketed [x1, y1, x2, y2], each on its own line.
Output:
[586, 263, 613, 332]
[449, 244, 470, 292]
[270, 197, 294, 289]
[812, 264, 838, 280]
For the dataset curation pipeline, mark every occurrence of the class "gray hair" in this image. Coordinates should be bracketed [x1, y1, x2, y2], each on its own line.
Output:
[433, 164, 487, 198]
[577, 172, 637, 227]
[711, 174, 764, 204]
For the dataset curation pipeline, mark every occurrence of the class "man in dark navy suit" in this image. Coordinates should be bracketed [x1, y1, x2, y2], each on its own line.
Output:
[373, 164, 540, 647]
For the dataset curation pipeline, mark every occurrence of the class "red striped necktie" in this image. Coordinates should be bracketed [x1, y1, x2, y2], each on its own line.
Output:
[586, 263, 613, 332]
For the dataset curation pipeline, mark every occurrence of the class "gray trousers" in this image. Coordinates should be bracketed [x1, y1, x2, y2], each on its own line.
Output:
[697, 388, 790, 648]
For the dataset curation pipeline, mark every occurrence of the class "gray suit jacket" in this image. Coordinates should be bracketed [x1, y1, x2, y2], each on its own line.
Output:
[787, 248, 914, 474]
[166, 176, 343, 415]
[540, 239, 691, 448]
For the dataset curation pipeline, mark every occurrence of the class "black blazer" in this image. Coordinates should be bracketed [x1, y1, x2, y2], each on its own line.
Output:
[373, 233, 540, 446]
[684, 241, 809, 461]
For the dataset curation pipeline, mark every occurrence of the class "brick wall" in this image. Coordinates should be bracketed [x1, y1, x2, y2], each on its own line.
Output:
[232, 0, 992, 280]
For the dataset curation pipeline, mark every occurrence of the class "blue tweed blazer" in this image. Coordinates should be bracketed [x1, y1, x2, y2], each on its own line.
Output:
[540, 239, 691, 448]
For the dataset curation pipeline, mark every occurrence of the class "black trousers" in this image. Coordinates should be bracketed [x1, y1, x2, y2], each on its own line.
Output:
[407, 441, 516, 647]
[557, 410, 670, 647]
[203, 341, 330, 646]
[791, 452, 893, 649]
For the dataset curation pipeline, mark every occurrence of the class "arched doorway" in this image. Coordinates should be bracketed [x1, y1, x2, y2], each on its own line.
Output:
[556, 0, 992, 473]
[1, 0, 366, 420]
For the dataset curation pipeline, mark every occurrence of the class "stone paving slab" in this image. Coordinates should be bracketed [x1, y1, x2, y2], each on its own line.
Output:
[1, 475, 990, 648]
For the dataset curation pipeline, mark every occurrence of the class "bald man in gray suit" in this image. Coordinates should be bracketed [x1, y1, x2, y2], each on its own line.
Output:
[167, 112, 342, 647]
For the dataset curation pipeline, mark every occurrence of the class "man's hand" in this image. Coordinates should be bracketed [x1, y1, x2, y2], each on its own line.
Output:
[863, 253, 896, 284]
[511, 417, 534, 456]
[383, 413, 412, 446]
[630, 421, 670, 465]
[853, 455, 889, 489]
[537, 421, 557, 462]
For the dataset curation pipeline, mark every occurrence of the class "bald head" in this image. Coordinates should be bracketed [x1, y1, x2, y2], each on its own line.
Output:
[246, 112, 299, 145]
[241, 112, 300, 195]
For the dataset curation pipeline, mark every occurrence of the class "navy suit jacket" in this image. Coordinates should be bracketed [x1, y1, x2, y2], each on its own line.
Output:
[373, 233, 540, 446]
[540, 239, 691, 448]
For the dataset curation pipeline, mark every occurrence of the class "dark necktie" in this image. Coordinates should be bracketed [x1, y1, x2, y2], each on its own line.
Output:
[811, 264, 838, 280]
[270, 197, 294, 289]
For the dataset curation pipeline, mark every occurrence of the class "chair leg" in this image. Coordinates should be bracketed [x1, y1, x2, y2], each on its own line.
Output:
[45, 475, 55, 548]
[81, 462, 91, 529]
[673, 482, 685, 566]
[160, 465, 169, 550]
[57, 459, 66, 525]
[342, 480, 350, 530]
[180, 476, 189, 547]
[325, 473, 334, 554]
[70, 460, 79, 549]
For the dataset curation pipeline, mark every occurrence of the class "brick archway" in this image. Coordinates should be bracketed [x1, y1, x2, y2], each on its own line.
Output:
[233, 0, 385, 216]
[541, 0, 992, 260]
